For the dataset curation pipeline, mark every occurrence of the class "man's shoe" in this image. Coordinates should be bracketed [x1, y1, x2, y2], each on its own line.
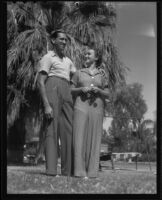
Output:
[46, 172, 57, 177]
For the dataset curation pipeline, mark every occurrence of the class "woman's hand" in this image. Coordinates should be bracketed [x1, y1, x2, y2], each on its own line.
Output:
[81, 87, 91, 93]
[91, 86, 101, 94]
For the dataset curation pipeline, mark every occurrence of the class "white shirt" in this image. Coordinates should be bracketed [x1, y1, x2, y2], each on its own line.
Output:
[38, 51, 76, 81]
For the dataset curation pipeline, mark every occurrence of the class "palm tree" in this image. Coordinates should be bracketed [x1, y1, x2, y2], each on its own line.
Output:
[137, 119, 156, 152]
[7, 2, 128, 162]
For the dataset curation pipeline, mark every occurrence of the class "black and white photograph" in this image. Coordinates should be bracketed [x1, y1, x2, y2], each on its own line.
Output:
[5, 1, 158, 195]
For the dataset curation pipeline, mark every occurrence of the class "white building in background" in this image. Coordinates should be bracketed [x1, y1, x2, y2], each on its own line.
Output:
[112, 152, 142, 162]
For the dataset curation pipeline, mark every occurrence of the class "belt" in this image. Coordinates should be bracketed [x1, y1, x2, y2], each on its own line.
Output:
[48, 75, 70, 84]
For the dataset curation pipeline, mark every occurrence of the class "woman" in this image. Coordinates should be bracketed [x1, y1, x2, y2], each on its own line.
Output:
[71, 47, 109, 178]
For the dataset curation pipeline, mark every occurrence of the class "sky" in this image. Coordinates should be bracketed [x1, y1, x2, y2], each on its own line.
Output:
[103, 2, 157, 130]
[116, 2, 157, 120]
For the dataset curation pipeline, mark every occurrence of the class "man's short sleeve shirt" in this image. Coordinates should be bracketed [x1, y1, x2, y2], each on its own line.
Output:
[38, 51, 76, 81]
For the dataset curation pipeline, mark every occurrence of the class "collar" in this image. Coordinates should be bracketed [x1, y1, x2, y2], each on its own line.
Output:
[80, 67, 100, 76]
[48, 50, 66, 59]
[48, 50, 56, 57]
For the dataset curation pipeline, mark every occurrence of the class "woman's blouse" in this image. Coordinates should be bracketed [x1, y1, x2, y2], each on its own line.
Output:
[71, 68, 108, 113]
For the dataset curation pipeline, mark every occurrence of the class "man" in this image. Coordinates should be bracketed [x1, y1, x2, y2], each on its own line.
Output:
[37, 30, 76, 176]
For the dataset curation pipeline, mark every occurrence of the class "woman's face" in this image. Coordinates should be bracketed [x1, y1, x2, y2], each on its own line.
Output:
[85, 49, 97, 67]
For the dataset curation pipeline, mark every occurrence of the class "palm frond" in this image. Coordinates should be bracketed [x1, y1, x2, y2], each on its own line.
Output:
[8, 26, 47, 84]
[7, 85, 26, 129]
[39, 1, 68, 34]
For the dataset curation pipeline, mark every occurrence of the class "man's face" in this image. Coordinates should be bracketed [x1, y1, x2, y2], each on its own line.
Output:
[53, 33, 67, 53]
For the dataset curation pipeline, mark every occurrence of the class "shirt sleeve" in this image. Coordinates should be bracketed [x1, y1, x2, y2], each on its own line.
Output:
[103, 76, 109, 88]
[71, 70, 79, 87]
[100, 69, 109, 89]
[70, 60, 76, 74]
[38, 54, 51, 74]
[98, 68, 109, 88]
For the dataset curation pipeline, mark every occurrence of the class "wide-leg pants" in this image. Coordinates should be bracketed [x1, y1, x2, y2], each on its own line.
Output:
[44, 76, 73, 176]
[73, 101, 103, 177]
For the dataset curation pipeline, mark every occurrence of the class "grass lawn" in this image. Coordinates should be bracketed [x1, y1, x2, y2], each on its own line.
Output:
[7, 161, 156, 194]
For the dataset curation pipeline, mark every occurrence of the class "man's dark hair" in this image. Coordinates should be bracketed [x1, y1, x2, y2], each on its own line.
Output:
[50, 29, 66, 39]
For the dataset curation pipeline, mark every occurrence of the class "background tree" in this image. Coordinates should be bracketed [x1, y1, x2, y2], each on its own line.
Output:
[108, 83, 148, 152]
[135, 119, 156, 162]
